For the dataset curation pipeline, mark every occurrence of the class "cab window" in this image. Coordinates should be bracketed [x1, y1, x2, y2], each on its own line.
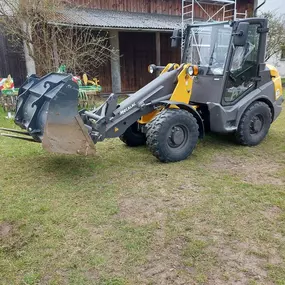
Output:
[223, 24, 261, 103]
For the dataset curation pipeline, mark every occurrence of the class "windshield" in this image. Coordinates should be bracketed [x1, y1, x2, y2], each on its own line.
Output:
[183, 23, 232, 75]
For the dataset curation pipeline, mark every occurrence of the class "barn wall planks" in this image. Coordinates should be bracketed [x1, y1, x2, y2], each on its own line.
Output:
[160, 32, 180, 66]
[73, 0, 181, 15]
[97, 59, 112, 93]
[71, 0, 254, 17]
[119, 31, 156, 92]
[99, 31, 180, 94]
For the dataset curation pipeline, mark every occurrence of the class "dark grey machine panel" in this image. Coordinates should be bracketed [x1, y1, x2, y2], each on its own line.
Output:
[190, 75, 226, 104]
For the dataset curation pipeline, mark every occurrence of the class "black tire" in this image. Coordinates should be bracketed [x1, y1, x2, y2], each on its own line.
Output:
[235, 101, 272, 146]
[146, 109, 199, 163]
[119, 122, 146, 147]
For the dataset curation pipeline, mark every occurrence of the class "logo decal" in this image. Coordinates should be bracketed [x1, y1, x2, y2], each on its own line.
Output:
[119, 103, 136, 115]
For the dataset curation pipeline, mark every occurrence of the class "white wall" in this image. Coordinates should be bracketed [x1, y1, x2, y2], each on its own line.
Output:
[258, 0, 285, 14]
[267, 53, 285, 77]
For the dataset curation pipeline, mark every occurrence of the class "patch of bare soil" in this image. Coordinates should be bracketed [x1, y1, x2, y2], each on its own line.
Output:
[208, 241, 270, 285]
[211, 154, 284, 185]
[115, 174, 283, 284]
[138, 234, 192, 285]
[116, 178, 203, 227]
[117, 197, 164, 226]
[137, 230, 274, 285]
[117, 188, 203, 284]
[138, 231, 280, 285]
[262, 206, 282, 221]
[0, 222, 13, 238]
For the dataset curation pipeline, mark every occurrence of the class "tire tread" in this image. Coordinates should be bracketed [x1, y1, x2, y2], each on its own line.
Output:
[146, 109, 199, 162]
[236, 101, 271, 146]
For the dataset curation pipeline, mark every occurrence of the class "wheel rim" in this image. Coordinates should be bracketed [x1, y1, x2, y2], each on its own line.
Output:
[250, 114, 264, 134]
[167, 125, 188, 149]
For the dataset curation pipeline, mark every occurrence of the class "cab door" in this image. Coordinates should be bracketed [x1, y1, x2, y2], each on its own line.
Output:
[223, 23, 262, 104]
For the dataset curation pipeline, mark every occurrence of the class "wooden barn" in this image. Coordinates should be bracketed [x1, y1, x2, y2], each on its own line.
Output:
[0, 0, 258, 93]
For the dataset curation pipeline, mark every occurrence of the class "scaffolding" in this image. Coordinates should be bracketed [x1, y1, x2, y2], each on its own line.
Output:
[181, 0, 247, 52]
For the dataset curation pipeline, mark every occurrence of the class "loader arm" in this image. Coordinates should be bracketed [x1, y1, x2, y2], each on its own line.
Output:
[81, 64, 193, 142]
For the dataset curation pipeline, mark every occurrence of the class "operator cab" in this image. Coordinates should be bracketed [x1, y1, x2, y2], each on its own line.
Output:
[177, 18, 269, 106]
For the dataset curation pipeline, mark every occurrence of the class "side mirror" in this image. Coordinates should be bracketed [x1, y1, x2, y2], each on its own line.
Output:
[233, 22, 249, 46]
[171, 29, 181, 48]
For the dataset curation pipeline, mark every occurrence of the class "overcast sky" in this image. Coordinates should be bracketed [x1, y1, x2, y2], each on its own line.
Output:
[258, 0, 285, 14]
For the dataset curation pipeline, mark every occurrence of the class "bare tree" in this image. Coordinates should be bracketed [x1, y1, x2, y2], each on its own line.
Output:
[0, 0, 118, 76]
[260, 11, 285, 62]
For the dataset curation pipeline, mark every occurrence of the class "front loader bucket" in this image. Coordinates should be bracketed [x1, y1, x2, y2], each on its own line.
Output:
[14, 73, 95, 155]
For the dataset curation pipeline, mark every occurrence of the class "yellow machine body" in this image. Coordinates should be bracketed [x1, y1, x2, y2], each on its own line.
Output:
[267, 64, 283, 100]
[139, 63, 196, 125]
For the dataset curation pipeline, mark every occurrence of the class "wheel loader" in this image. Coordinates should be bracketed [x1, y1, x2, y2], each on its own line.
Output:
[0, 17, 283, 162]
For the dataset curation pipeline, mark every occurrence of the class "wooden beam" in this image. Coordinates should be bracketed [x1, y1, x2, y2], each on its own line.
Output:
[254, 0, 259, 10]
[156, 32, 161, 66]
[52, 38, 59, 68]
[22, 22, 36, 75]
[109, 30, 122, 94]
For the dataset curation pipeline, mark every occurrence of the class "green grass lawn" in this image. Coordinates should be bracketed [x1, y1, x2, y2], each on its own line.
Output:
[0, 102, 285, 285]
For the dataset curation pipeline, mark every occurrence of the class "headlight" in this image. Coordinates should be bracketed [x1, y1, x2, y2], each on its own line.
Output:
[187, 66, 194, 76]
[148, 64, 156, 74]
[187, 65, 199, 76]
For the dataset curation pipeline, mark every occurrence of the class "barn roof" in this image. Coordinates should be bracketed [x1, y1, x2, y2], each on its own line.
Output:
[51, 8, 181, 31]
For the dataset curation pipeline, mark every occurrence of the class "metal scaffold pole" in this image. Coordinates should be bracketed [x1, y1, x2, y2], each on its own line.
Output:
[181, 0, 247, 54]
